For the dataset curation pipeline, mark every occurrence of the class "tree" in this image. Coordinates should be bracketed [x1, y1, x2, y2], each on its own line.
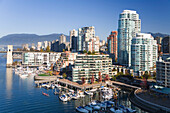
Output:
[91, 74, 95, 84]
[50, 64, 53, 71]
[82, 77, 85, 84]
[17, 48, 20, 51]
[46, 45, 50, 52]
[92, 50, 95, 55]
[105, 74, 110, 81]
[83, 50, 87, 53]
[98, 71, 102, 82]
[62, 73, 67, 79]
[48, 71, 53, 76]
[40, 48, 44, 52]
[112, 75, 117, 81]
[88, 51, 91, 55]
[23, 47, 27, 51]
[30, 48, 34, 52]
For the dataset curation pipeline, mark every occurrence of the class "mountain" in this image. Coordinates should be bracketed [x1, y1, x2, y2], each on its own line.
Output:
[147, 32, 169, 38]
[0, 33, 70, 46]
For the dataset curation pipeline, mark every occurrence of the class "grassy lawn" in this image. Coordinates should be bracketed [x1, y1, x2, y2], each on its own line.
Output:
[38, 74, 49, 76]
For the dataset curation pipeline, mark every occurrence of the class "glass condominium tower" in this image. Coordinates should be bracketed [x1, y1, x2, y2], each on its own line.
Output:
[118, 10, 141, 67]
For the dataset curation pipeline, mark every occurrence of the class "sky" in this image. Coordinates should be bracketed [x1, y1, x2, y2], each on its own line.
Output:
[0, 0, 170, 40]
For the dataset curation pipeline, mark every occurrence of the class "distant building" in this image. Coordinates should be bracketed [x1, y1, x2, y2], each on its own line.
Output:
[22, 44, 29, 50]
[51, 40, 59, 52]
[59, 34, 66, 45]
[162, 36, 170, 54]
[31, 43, 36, 50]
[78, 26, 99, 52]
[71, 36, 77, 52]
[118, 10, 141, 67]
[70, 29, 78, 49]
[72, 54, 112, 83]
[37, 42, 42, 51]
[131, 33, 157, 76]
[22, 52, 61, 66]
[107, 31, 118, 61]
[156, 56, 170, 88]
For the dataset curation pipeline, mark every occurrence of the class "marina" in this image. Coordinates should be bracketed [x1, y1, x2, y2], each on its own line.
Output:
[0, 53, 148, 113]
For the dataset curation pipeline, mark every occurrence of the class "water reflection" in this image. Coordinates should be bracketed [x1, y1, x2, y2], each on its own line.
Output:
[6, 68, 13, 99]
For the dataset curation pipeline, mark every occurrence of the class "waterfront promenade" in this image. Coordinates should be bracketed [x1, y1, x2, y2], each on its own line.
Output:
[34, 75, 140, 91]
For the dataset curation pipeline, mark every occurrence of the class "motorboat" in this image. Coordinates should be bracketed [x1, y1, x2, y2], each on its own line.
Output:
[76, 106, 89, 113]
[84, 91, 93, 96]
[110, 107, 116, 112]
[72, 94, 80, 100]
[59, 94, 68, 102]
[84, 105, 93, 113]
[42, 91, 49, 97]
[89, 88, 97, 92]
[126, 107, 136, 113]
[20, 73, 28, 78]
[115, 109, 123, 113]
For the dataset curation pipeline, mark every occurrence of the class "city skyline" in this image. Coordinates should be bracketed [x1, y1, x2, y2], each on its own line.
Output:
[0, 0, 170, 40]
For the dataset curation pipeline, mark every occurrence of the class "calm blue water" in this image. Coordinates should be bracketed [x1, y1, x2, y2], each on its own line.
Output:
[0, 53, 147, 113]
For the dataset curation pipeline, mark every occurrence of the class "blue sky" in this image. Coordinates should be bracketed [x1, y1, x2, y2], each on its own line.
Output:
[0, 0, 170, 40]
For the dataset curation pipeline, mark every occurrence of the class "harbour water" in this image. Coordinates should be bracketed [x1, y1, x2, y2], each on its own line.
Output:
[0, 53, 147, 113]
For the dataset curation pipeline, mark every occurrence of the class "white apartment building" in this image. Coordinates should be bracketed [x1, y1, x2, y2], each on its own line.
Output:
[59, 34, 66, 45]
[22, 52, 61, 66]
[37, 42, 42, 51]
[118, 10, 141, 67]
[78, 26, 99, 52]
[156, 57, 170, 88]
[131, 33, 157, 76]
[72, 54, 112, 83]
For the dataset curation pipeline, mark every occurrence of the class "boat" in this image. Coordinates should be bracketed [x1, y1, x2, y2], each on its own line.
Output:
[59, 94, 68, 102]
[126, 107, 136, 113]
[84, 91, 93, 96]
[19, 73, 28, 78]
[72, 94, 80, 100]
[115, 109, 123, 113]
[42, 91, 49, 97]
[84, 105, 93, 113]
[54, 89, 60, 95]
[76, 106, 89, 113]
[110, 107, 116, 112]
[89, 88, 97, 92]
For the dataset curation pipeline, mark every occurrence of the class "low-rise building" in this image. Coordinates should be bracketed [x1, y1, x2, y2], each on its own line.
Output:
[156, 56, 170, 88]
[72, 54, 113, 83]
[22, 52, 61, 66]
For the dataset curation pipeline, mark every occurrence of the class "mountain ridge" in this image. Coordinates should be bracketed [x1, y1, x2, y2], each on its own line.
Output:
[0, 32, 169, 46]
[0, 33, 70, 46]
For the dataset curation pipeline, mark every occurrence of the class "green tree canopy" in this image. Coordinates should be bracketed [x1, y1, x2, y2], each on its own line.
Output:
[62, 73, 67, 79]
[83, 50, 87, 53]
[46, 45, 50, 52]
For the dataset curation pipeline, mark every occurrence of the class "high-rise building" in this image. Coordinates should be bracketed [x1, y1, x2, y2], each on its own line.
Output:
[51, 40, 59, 52]
[118, 10, 141, 67]
[107, 31, 118, 60]
[162, 36, 170, 54]
[156, 56, 170, 88]
[78, 26, 99, 52]
[71, 36, 77, 52]
[59, 34, 66, 45]
[70, 29, 78, 49]
[131, 33, 157, 76]
[37, 42, 42, 51]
